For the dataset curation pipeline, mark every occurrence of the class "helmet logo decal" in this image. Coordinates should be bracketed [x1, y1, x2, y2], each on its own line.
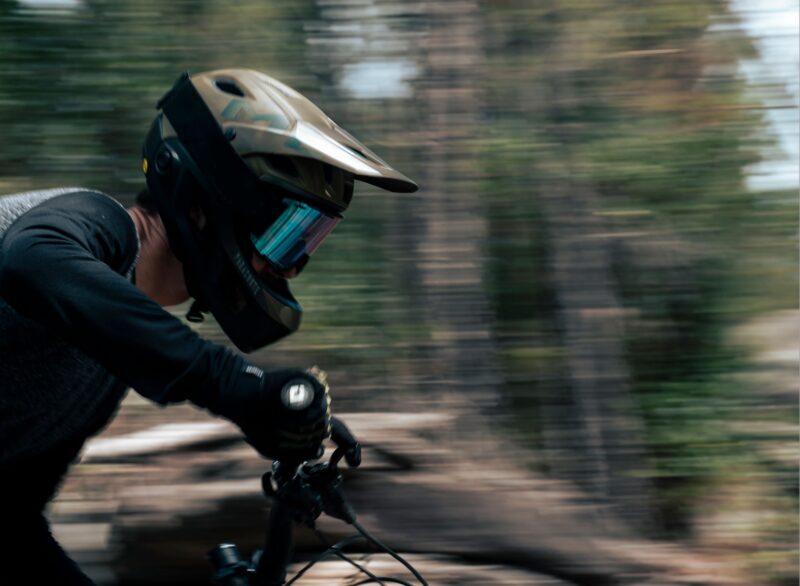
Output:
[220, 98, 290, 130]
[142, 158, 148, 174]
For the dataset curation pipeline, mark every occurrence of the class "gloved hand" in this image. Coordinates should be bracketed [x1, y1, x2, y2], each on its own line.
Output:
[215, 365, 332, 461]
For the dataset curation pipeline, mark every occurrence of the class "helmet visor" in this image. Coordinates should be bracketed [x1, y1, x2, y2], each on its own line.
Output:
[250, 198, 341, 274]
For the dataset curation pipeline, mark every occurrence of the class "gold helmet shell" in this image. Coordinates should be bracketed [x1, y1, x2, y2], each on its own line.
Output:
[160, 68, 417, 201]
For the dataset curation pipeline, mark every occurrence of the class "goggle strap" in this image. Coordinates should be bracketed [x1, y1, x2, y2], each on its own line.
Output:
[159, 74, 258, 205]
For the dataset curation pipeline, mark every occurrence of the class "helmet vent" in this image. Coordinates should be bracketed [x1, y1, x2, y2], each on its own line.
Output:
[344, 144, 380, 165]
[215, 80, 246, 97]
[265, 155, 300, 179]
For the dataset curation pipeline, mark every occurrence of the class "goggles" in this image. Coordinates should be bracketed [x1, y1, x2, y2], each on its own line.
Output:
[250, 198, 341, 275]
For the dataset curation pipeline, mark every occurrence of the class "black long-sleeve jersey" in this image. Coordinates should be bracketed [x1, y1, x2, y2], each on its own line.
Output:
[0, 188, 259, 467]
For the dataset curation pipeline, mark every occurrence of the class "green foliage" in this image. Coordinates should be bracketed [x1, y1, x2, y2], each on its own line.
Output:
[0, 0, 316, 193]
[482, 0, 797, 559]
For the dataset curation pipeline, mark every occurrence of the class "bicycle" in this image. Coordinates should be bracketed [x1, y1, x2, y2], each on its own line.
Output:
[207, 417, 429, 586]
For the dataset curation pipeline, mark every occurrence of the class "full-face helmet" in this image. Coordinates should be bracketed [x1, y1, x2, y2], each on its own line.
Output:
[142, 69, 417, 352]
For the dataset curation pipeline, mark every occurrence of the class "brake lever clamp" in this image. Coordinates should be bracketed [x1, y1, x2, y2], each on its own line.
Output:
[296, 461, 356, 524]
[262, 453, 357, 528]
[261, 463, 323, 527]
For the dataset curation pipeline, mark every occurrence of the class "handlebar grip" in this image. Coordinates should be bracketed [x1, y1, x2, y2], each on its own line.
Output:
[253, 500, 294, 586]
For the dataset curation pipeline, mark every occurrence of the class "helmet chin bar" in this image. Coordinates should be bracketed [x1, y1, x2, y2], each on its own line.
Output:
[181, 212, 302, 352]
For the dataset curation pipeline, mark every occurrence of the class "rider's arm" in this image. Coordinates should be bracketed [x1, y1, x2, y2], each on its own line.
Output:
[0, 190, 258, 410]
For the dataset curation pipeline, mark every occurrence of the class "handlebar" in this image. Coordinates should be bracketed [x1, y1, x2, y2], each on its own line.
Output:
[208, 416, 426, 586]
[209, 416, 361, 586]
[256, 416, 360, 584]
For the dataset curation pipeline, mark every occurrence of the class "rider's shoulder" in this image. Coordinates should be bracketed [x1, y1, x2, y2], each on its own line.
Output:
[0, 187, 128, 224]
[0, 187, 137, 267]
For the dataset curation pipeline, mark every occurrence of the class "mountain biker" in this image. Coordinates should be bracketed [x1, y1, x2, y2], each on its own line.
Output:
[0, 68, 417, 585]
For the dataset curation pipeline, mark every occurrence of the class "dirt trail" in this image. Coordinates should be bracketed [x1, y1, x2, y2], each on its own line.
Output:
[51, 409, 750, 585]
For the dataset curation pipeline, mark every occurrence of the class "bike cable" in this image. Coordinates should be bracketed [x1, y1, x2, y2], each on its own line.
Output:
[283, 528, 424, 586]
[284, 535, 366, 585]
[350, 578, 419, 586]
[351, 521, 428, 586]
[314, 531, 391, 586]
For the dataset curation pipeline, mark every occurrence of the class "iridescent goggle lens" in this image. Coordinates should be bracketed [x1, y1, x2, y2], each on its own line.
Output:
[250, 199, 341, 273]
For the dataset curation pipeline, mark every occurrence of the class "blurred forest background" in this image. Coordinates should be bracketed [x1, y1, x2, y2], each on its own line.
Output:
[0, 0, 797, 584]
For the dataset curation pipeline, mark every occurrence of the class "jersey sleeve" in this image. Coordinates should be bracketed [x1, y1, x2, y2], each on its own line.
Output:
[0, 190, 253, 409]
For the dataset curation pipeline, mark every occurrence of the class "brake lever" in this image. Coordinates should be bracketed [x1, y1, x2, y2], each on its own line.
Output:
[330, 416, 361, 468]
[316, 466, 356, 524]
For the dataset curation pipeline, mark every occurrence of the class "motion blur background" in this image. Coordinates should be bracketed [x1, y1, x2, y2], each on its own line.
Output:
[0, 0, 797, 584]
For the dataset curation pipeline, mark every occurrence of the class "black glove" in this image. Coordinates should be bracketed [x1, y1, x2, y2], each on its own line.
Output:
[213, 365, 332, 461]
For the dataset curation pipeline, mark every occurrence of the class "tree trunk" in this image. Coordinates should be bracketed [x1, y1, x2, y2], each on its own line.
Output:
[534, 60, 654, 530]
[413, 0, 505, 426]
